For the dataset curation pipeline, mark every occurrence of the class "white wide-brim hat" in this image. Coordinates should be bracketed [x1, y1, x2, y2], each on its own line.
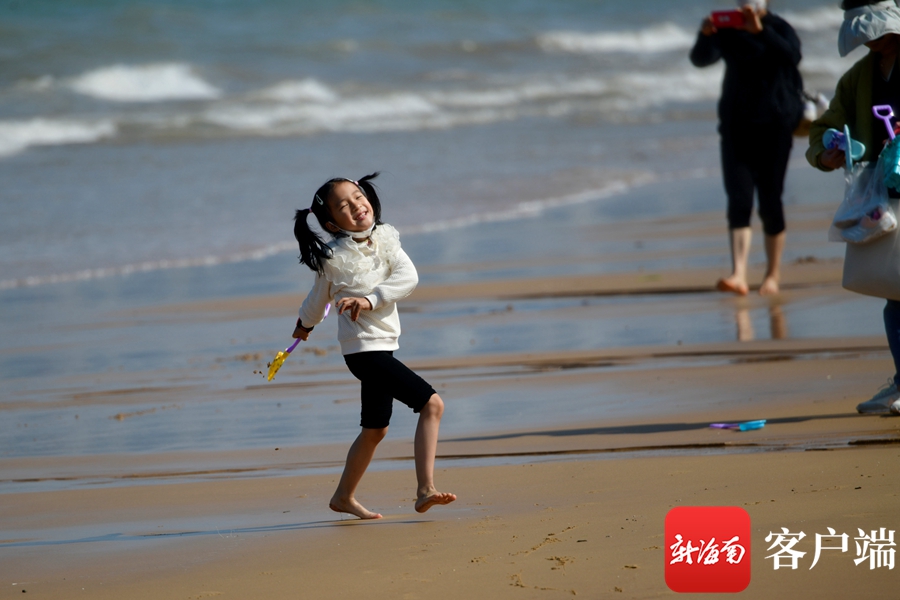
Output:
[839, 1, 900, 57]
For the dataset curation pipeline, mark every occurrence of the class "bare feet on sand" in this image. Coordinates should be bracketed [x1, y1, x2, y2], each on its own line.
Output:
[415, 491, 457, 513]
[716, 276, 749, 296]
[329, 495, 383, 520]
[758, 276, 780, 296]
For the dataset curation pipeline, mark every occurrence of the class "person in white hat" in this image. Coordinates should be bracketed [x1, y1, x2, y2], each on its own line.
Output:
[807, 0, 900, 415]
[809, 0, 900, 170]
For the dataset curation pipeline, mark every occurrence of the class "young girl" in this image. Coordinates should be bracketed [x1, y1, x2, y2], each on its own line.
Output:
[292, 172, 456, 519]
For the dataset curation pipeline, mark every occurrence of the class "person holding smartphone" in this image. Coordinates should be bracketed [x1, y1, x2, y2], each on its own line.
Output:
[690, 1, 804, 296]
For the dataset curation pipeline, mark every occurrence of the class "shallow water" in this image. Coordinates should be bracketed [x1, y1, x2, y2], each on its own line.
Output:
[0, 167, 887, 464]
[0, 1, 885, 474]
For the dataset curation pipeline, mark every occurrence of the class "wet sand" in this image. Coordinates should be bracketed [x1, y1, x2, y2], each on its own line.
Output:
[3, 265, 900, 597]
[3, 163, 900, 597]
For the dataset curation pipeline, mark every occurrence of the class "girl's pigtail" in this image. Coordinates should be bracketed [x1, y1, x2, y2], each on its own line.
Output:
[294, 208, 332, 274]
[356, 172, 383, 224]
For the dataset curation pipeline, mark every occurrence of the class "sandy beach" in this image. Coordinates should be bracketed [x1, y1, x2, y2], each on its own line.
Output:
[4, 227, 900, 597]
[2, 2, 898, 594]
[3, 358, 899, 598]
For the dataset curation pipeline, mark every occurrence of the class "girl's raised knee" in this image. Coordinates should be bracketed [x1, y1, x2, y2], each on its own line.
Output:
[424, 393, 444, 418]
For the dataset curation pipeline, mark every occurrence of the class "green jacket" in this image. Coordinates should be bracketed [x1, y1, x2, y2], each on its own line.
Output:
[807, 52, 877, 171]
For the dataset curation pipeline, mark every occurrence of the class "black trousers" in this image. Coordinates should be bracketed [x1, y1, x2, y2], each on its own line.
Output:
[720, 126, 793, 236]
[344, 351, 436, 429]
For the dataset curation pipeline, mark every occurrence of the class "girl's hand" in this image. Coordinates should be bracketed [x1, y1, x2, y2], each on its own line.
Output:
[337, 297, 372, 322]
[700, 16, 716, 36]
[292, 317, 312, 340]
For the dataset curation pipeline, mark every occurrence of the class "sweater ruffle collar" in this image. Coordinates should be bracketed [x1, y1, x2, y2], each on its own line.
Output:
[322, 223, 401, 289]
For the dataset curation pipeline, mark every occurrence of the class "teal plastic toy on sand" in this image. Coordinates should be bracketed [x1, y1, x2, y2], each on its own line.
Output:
[709, 419, 766, 431]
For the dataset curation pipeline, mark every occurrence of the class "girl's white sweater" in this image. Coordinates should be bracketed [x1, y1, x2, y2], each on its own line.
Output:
[298, 223, 418, 355]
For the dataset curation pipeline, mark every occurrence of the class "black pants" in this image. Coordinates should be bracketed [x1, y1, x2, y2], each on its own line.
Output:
[344, 351, 436, 429]
[720, 126, 793, 236]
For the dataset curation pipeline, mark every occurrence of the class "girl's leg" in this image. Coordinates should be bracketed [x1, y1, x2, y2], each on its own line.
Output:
[413, 394, 457, 513]
[330, 426, 387, 519]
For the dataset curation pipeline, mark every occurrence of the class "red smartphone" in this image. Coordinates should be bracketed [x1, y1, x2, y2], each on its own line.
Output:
[710, 10, 745, 28]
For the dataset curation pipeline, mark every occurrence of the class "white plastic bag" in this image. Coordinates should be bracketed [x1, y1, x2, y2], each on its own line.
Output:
[830, 158, 898, 244]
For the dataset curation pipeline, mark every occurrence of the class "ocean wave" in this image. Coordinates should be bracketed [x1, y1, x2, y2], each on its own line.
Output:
[537, 23, 695, 54]
[0, 174, 667, 290]
[68, 63, 221, 102]
[0, 118, 116, 157]
[431, 77, 609, 108]
[610, 67, 723, 107]
[14, 75, 55, 92]
[799, 54, 864, 82]
[203, 66, 717, 136]
[0, 67, 723, 156]
[405, 175, 655, 234]
[252, 79, 338, 103]
[203, 93, 441, 133]
[0, 241, 296, 291]
[781, 7, 843, 32]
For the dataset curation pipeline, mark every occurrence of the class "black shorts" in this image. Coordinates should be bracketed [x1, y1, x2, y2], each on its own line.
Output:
[343, 351, 436, 429]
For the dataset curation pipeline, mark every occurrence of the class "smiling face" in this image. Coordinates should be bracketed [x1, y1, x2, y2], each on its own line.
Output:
[325, 180, 375, 234]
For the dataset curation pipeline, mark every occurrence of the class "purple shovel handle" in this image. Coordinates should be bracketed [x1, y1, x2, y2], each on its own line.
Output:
[285, 303, 328, 354]
[873, 105, 896, 140]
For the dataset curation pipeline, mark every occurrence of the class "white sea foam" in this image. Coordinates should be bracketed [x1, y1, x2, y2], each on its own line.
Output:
[537, 23, 695, 55]
[781, 7, 844, 32]
[611, 66, 723, 107]
[252, 78, 338, 103]
[0, 174, 667, 290]
[799, 54, 865, 84]
[406, 174, 658, 234]
[0, 62, 728, 158]
[0, 241, 296, 290]
[432, 77, 609, 108]
[200, 66, 724, 137]
[69, 63, 221, 102]
[0, 118, 116, 157]
[203, 94, 440, 133]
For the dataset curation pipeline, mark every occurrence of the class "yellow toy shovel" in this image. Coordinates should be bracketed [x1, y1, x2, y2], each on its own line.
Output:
[267, 303, 330, 381]
[267, 339, 301, 381]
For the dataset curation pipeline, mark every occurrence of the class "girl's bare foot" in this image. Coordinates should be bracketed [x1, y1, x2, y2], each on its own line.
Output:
[758, 276, 780, 296]
[329, 495, 382, 520]
[415, 491, 457, 513]
[716, 276, 749, 296]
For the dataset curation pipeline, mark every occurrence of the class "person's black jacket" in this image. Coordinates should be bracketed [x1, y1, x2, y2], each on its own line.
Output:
[690, 13, 804, 135]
